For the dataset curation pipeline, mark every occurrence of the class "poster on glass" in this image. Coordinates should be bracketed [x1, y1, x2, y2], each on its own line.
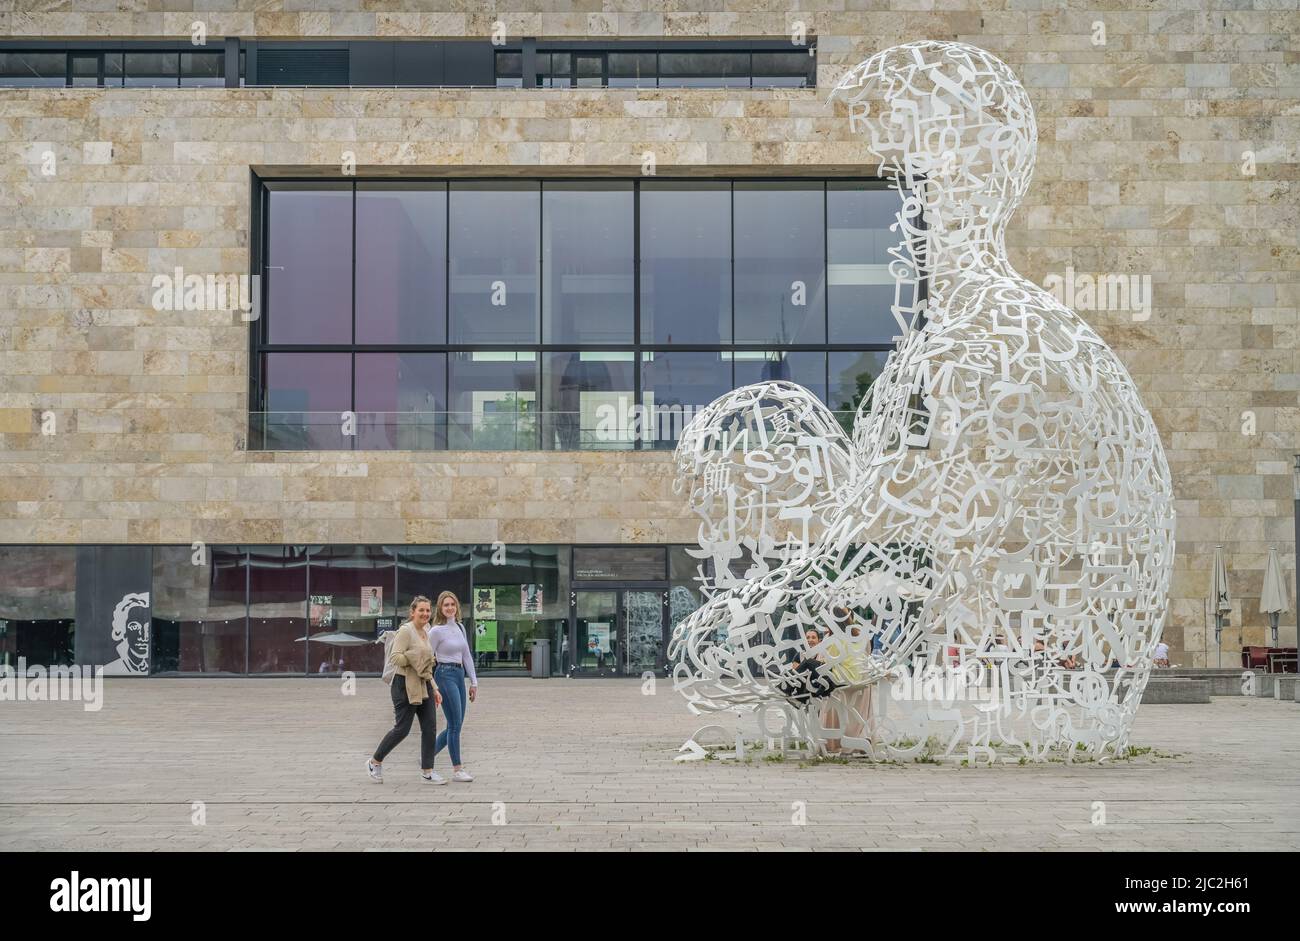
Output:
[474, 587, 496, 619]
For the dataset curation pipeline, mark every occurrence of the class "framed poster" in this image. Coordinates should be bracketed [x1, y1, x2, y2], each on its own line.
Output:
[587, 622, 610, 658]
[475, 620, 498, 653]
[473, 587, 496, 619]
[521, 584, 543, 614]
[309, 594, 334, 628]
[361, 586, 383, 615]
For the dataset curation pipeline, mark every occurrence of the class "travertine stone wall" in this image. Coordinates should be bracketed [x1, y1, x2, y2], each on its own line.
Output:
[1, 1, 1297, 666]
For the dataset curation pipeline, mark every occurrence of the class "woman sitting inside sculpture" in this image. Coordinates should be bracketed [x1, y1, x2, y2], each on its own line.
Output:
[772, 627, 839, 703]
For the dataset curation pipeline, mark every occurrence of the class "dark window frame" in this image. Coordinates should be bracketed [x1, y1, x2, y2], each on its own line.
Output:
[249, 175, 915, 452]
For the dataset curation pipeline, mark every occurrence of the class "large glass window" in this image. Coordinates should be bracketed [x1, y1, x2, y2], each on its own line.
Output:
[829, 183, 904, 343]
[69, 54, 100, 87]
[0, 52, 67, 86]
[640, 182, 731, 344]
[124, 52, 179, 87]
[354, 352, 447, 450]
[356, 182, 447, 344]
[733, 351, 826, 402]
[640, 351, 734, 449]
[608, 53, 655, 88]
[396, 546, 472, 616]
[306, 546, 394, 675]
[752, 51, 812, 88]
[262, 352, 352, 450]
[470, 544, 569, 674]
[265, 183, 353, 345]
[151, 546, 246, 674]
[542, 182, 634, 344]
[0, 547, 76, 668]
[658, 52, 750, 88]
[449, 182, 540, 344]
[247, 545, 308, 674]
[180, 52, 224, 87]
[734, 182, 826, 344]
[448, 351, 538, 449]
[255, 178, 902, 451]
[542, 351, 635, 451]
[830, 350, 891, 433]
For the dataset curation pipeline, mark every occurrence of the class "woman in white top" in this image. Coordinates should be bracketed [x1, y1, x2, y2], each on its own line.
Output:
[426, 591, 479, 783]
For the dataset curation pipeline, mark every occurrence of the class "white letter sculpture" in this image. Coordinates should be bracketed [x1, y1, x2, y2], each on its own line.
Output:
[669, 41, 1175, 764]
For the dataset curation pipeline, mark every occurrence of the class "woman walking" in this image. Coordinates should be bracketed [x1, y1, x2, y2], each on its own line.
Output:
[426, 591, 479, 783]
[366, 596, 446, 785]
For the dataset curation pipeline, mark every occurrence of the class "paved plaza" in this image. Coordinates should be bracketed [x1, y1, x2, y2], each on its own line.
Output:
[1, 678, 1297, 851]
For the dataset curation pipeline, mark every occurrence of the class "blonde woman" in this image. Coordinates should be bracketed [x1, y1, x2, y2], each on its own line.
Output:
[821, 607, 875, 755]
[426, 590, 479, 783]
[366, 596, 445, 785]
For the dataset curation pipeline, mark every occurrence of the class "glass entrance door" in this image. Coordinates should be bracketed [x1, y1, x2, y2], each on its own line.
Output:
[574, 589, 617, 674]
[571, 588, 666, 676]
[622, 590, 665, 676]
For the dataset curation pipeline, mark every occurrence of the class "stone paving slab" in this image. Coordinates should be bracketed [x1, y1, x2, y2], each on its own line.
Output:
[0, 678, 1297, 851]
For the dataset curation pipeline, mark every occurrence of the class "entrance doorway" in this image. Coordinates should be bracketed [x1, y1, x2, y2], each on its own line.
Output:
[570, 588, 666, 676]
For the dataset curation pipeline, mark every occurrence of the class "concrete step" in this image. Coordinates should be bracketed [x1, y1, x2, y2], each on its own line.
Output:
[1142, 677, 1211, 704]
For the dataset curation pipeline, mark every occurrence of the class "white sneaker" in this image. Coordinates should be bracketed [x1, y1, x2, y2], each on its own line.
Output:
[421, 771, 448, 785]
[366, 759, 383, 783]
[452, 769, 474, 783]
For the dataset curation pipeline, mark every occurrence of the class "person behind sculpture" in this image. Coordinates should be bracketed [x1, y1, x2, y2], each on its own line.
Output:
[821, 608, 875, 754]
[776, 628, 837, 703]
[426, 591, 479, 783]
[367, 596, 443, 784]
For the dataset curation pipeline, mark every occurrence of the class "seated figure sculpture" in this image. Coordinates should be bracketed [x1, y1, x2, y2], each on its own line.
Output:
[668, 41, 1176, 764]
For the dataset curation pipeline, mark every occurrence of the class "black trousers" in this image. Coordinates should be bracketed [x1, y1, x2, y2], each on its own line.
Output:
[373, 677, 437, 769]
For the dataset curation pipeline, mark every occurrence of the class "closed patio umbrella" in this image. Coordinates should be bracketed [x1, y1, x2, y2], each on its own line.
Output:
[1260, 546, 1289, 648]
[1209, 546, 1232, 668]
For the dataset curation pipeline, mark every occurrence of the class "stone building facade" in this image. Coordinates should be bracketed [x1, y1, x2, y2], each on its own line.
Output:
[0, 1, 1297, 668]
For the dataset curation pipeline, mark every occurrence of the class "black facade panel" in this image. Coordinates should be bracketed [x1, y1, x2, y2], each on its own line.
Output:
[255, 48, 349, 86]
[73, 546, 153, 673]
[349, 40, 393, 86]
[395, 40, 443, 86]
[443, 41, 494, 86]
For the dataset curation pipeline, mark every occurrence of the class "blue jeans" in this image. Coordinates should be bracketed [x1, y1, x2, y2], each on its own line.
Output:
[434, 664, 466, 766]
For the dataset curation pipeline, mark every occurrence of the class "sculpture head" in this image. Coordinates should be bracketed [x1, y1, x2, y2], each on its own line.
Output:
[831, 41, 1037, 277]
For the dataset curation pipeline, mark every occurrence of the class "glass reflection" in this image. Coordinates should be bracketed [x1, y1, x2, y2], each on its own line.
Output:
[640, 182, 731, 344]
[151, 546, 246, 673]
[449, 182, 540, 343]
[828, 183, 905, 343]
[356, 183, 447, 344]
[247, 545, 308, 674]
[448, 351, 538, 449]
[734, 182, 826, 344]
[266, 184, 353, 344]
[640, 351, 733, 449]
[0, 547, 76, 669]
[306, 546, 394, 675]
[542, 182, 634, 344]
[542, 351, 635, 451]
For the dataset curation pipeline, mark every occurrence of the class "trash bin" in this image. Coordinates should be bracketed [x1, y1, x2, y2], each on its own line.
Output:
[531, 639, 550, 679]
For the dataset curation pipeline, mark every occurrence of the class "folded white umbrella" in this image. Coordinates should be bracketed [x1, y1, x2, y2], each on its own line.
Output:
[1208, 546, 1232, 665]
[1259, 546, 1289, 646]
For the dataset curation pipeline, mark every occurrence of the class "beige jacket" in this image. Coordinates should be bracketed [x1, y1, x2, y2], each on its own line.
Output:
[389, 622, 438, 705]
